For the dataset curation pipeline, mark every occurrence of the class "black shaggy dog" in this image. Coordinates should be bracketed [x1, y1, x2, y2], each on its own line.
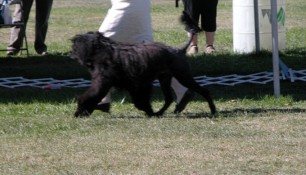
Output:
[70, 12, 216, 117]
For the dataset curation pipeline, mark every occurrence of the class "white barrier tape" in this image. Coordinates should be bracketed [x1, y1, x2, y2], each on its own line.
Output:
[1, 70, 306, 89]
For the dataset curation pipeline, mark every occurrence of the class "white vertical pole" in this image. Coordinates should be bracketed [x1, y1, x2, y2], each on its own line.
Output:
[271, 0, 280, 97]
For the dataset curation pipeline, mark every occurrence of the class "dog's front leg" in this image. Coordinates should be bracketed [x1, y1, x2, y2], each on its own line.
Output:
[129, 84, 155, 117]
[75, 79, 112, 117]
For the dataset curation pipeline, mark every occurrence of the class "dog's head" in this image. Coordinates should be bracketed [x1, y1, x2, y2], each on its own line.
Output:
[70, 31, 112, 68]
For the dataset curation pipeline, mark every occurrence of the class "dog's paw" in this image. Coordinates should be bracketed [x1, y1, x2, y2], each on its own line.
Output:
[144, 111, 160, 118]
[153, 110, 165, 117]
[74, 110, 91, 118]
[174, 90, 194, 113]
[209, 104, 217, 115]
[95, 103, 110, 113]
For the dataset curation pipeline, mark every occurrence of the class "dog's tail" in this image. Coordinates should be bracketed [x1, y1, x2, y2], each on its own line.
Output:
[179, 11, 202, 53]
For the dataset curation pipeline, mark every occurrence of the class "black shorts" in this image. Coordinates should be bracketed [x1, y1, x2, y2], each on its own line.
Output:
[183, 0, 218, 32]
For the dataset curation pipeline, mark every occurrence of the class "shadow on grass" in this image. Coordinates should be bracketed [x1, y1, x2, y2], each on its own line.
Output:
[89, 106, 306, 119]
[169, 107, 306, 119]
[0, 88, 84, 104]
[1, 85, 306, 119]
[1, 81, 306, 103]
[0, 54, 90, 79]
[1, 52, 306, 105]
[188, 49, 306, 76]
[204, 78, 306, 101]
[1, 50, 305, 78]
[217, 108, 306, 118]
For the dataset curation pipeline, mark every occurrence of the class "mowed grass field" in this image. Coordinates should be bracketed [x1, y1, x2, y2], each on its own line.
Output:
[0, 0, 306, 174]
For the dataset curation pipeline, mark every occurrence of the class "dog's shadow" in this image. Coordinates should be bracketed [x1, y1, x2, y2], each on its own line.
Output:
[212, 108, 306, 119]
[102, 107, 306, 119]
[174, 107, 306, 119]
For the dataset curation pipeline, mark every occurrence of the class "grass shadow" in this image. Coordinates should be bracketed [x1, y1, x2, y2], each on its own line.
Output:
[218, 108, 306, 118]
[0, 54, 89, 79]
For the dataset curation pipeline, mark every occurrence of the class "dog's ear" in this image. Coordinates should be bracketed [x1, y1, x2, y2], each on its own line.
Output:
[70, 33, 95, 68]
[93, 32, 111, 48]
[92, 32, 103, 50]
[91, 32, 113, 56]
[70, 32, 114, 69]
[69, 34, 83, 60]
[84, 32, 113, 68]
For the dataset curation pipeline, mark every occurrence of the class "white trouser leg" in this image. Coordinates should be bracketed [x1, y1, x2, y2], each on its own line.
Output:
[171, 78, 188, 103]
[98, 91, 112, 104]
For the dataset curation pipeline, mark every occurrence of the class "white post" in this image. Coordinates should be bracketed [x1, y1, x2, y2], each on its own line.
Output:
[271, 0, 280, 97]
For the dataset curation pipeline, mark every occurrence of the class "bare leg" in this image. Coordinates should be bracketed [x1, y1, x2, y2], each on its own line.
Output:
[186, 33, 198, 55]
[205, 31, 215, 46]
[188, 32, 198, 46]
[98, 91, 111, 104]
[205, 32, 216, 54]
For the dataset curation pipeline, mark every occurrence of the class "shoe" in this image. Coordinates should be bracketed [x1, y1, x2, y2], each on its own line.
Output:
[174, 90, 194, 113]
[40, 51, 48, 56]
[7, 51, 15, 56]
[95, 103, 110, 113]
[187, 45, 198, 56]
[6, 51, 18, 56]
[205, 45, 215, 54]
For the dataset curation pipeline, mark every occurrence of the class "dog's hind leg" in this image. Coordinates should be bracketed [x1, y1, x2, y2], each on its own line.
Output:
[194, 86, 216, 114]
[154, 74, 174, 116]
[173, 73, 216, 115]
[129, 84, 155, 117]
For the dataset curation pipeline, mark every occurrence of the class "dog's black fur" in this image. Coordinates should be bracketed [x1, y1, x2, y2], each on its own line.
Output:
[70, 12, 216, 117]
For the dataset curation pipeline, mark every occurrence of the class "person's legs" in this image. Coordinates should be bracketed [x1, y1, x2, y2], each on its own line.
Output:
[201, 0, 218, 33]
[7, 0, 33, 55]
[34, 0, 53, 54]
[183, 0, 200, 55]
[201, 0, 218, 54]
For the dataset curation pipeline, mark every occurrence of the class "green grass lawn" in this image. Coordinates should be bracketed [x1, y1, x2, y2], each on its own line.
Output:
[0, 0, 306, 174]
